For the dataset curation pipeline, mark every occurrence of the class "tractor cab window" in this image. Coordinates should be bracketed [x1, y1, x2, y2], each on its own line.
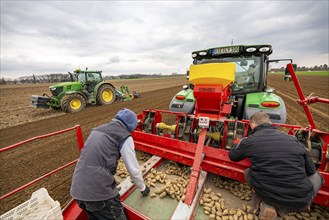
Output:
[226, 56, 261, 93]
[87, 73, 101, 83]
[196, 55, 262, 93]
[77, 74, 86, 84]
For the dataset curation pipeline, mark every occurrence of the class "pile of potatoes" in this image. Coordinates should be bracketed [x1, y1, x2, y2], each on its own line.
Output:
[212, 176, 252, 201]
[150, 176, 188, 201]
[116, 152, 151, 179]
[285, 204, 329, 220]
[136, 151, 151, 161]
[145, 162, 191, 201]
[164, 161, 191, 180]
[145, 168, 167, 187]
[200, 187, 259, 220]
[211, 176, 329, 220]
[116, 158, 129, 178]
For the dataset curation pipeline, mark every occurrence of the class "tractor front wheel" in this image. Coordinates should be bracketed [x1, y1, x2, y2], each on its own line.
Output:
[61, 94, 86, 113]
[97, 84, 115, 105]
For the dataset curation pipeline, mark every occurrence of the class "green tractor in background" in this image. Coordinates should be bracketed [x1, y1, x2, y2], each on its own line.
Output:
[30, 69, 137, 113]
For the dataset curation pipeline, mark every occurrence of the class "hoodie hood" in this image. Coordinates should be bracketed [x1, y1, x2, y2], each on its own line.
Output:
[115, 108, 138, 132]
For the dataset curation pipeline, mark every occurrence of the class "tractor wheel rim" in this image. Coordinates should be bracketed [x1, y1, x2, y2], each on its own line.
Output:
[70, 99, 81, 110]
[102, 90, 113, 102]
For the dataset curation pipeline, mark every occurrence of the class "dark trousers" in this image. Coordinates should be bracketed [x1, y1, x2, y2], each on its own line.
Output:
[244, 168, 324, 213]
[77, 195, 127, 220]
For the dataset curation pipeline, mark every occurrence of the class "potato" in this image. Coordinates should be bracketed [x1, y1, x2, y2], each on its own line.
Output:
[159, 191, 167, 198]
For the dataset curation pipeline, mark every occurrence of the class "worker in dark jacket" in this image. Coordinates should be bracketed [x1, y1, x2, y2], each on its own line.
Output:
[229, 112, 324, 220]
[70, 108, 150, 220]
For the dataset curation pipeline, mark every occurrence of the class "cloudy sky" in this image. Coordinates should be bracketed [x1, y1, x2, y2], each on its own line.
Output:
[1, 1, 328, 79]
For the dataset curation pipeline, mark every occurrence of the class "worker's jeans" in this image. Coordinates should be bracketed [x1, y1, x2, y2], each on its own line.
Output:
[77, 195, 127, 220]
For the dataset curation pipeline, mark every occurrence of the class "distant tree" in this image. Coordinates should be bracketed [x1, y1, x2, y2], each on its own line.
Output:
[323, 64, 328, 70]
[33, 74, 36, 83]
[0, 78, 6, 85]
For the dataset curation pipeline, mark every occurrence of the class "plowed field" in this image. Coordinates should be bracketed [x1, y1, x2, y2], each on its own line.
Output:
[0, 75, 328, 214]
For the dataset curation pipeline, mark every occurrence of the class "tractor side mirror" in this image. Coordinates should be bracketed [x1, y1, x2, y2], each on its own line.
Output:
[284, 64, 297, 81]
[186, 70, 190, 80]
[284, 69, 292, 81]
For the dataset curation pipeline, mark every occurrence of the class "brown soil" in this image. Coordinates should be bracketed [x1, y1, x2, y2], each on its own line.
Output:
[0, 77, 188, 130]
[0, 75, 328, 214]
[267, 74, 329, 131]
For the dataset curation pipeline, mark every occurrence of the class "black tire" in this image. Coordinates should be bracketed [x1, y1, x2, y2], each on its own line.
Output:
[97, 84, 116, 105]
[61, 93, 86, 113]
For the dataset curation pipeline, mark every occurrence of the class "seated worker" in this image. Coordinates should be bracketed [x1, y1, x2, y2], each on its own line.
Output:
[229, 112, 324, 220]
[71, 108, 150, 220]
[245, 64, 256, 85]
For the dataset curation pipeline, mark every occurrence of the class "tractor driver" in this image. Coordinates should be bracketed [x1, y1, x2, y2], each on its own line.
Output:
[229, 112, 324, 220]
[70, 108, 150, 220]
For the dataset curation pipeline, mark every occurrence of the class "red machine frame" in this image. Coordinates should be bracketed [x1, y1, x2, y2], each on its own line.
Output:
[132, 63, 329, 207]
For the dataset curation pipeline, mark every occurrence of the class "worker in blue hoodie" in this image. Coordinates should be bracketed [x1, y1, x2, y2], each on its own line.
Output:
[71, 108, 150, 220]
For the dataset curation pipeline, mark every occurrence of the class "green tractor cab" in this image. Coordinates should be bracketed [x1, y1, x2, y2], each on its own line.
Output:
[30, 69, 117, 113]
[169, 44, 287, 124]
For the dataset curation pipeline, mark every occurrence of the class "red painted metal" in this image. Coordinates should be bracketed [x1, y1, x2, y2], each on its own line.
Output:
[75, 126, 85, 152]
[0, 159, 78, 200]
[63, 157, 163, 220]
[63, 200, 87, 220]
[193, 84, 231, 120]
[132, 130, 251, 182]
[123, 203, 151, 220]
[0, 125, 83, 201]
[287, 63, 316, 129]
[311, 97, 329, 104]
[184, 129, 207, 205]
[0, 125, 83, 153]
[62, 200, 151, 220]
[133, 106, 329, 207]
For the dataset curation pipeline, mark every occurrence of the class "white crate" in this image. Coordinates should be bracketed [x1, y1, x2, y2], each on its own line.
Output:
[0, 188, 63, 220]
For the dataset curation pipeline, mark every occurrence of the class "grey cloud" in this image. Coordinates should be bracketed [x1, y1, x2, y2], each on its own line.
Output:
[107, 56, 121, 64]
[1, 1, 328, 79]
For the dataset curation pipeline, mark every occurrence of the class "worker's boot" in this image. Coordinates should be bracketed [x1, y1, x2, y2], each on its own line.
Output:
[259, 202, 277, 220]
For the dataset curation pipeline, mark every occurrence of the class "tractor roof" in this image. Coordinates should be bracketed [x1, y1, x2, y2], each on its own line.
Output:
[192, 44, 273, 60]
[73, 69, 102, 74]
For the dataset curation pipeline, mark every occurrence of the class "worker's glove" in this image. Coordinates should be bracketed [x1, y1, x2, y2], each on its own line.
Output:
[141, 185, 150, 197]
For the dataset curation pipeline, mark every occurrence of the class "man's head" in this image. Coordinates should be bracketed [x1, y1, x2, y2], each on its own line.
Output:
[115, 108, 138, 132]
[249, 112, 271, 129]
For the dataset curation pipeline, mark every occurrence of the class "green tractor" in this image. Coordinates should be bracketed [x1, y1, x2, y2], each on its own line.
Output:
[169, 44, 287, 124]
[30, 69, 117, 113]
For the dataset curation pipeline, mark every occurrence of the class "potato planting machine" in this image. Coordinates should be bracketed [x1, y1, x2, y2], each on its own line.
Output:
[1, 45, 328, 220]
[131, 61, 329, 206]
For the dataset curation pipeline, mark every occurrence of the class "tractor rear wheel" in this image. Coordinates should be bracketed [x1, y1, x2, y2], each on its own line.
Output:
[61, 93, 86, 113]
[97, 84, 115, 105]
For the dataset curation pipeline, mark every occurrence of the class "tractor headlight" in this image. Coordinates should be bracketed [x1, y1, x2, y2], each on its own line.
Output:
[259, 47, 270, 52]
[50, 87, 56, 91]
[199, 51, 207, 56]
[192, 53, 197, 58]
[246, 47, 257, 52]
